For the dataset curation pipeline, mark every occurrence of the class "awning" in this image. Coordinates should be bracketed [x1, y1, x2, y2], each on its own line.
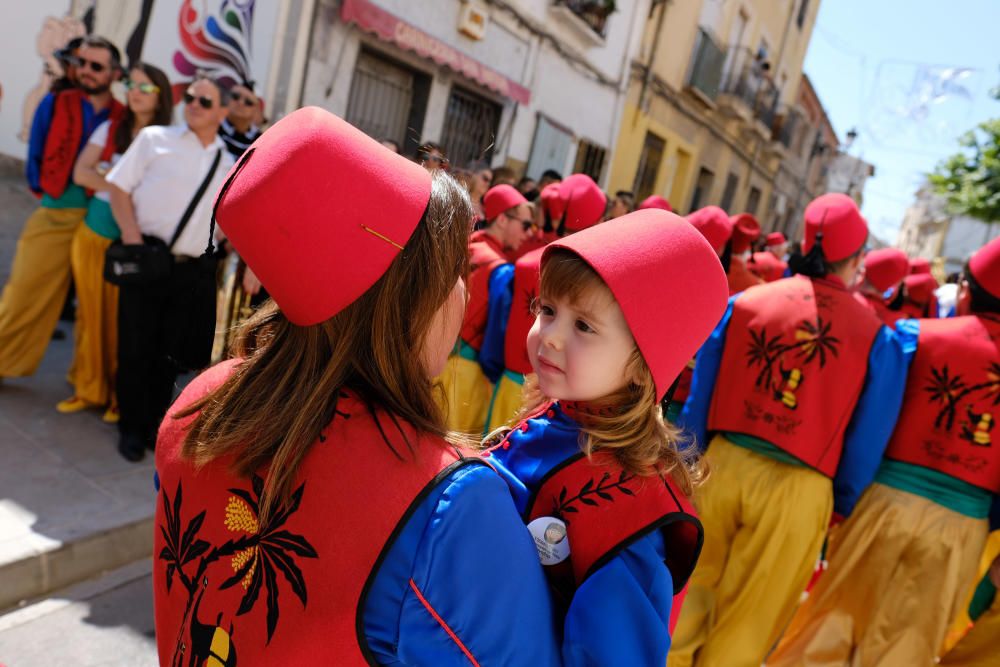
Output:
[340, 0, 531, 105]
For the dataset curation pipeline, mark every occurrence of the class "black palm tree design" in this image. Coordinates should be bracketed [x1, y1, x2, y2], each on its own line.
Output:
[925, 365, 968, 430]
[747, 327, 785, 391]
[791, 316, 840, 367]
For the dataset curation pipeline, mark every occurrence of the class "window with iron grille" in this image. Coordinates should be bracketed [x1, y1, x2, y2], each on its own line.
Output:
[690, 167, 715, 212]
[440, 86, 502, 169]
[633, 132, 666, 202]
[345, 50, 429, 155]
[687, 28, 726, 100]
[574, 139, 607, 182]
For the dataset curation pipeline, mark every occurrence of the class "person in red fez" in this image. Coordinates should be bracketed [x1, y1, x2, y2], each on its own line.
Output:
[436, 183, 531, 435]
[483, 209, 729, 664]
[765, 231, 789, 259]
[748, 251, 787, 282]
[855, 247, 909, 326]
[638, 194, 673, 212]
[482, 174, 607, 434]
[910, 256, 933, 274]
[671, 193, 910, 666]
[726, 213, 766, 295]
[152, 107, 563, 665]
[769, 236, 1000, 667]
[898, 272, 941, 319]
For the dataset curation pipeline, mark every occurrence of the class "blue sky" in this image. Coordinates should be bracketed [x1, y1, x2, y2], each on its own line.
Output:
[803, 0, 1000, 244]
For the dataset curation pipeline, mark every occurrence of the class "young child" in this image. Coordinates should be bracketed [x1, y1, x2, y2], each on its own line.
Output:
[483, 209, 729, 663]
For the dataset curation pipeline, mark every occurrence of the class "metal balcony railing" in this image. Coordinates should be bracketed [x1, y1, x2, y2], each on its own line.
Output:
[720, 47, 779, 128]
[777, 107, 805, 149]
[687, 28, 726, 100]
[553, 0, 615, 38]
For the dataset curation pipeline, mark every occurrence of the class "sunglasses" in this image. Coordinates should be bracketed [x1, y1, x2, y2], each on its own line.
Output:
[78, 58, 108, 73]
[231, 92, 256, 107]
[184, 92, 215, 110]
[124, 80, 160, 94]
[508, 215, 536, 232]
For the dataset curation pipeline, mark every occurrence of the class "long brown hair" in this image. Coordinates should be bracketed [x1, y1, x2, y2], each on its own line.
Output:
[523, 249, 706, 495]
[115, 62, 173, 153]
[177, 170, 473, 523]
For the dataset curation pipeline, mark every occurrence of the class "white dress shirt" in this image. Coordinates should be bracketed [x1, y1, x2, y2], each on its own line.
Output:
[107, 124, 235, 258]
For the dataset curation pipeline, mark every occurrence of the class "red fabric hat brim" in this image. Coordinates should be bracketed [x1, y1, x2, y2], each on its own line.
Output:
[765, 232, 786, 246]
[904, 273, 939, 303]
[864, 248, 910, 293]
[638, 195, 672, 212]
[729, 214, 761, 254]
[544, 210, 729, 400]
[803, 193, 868, 262]
[214, 107, 432, 326]
[686, 206, 733, 254]
[540, 183, 565, 221]
[968, 236, 1000, 299]
[560, 174, 607, 232]
[909, 257, 932, 275]
[484, 184, 528, 221]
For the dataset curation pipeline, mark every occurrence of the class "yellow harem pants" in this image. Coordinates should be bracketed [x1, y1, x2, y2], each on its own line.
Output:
[0, 206, 84, 376]
[669, 435, 833, 667]
[67, 224, 117, 405]
[939, 530, 1000, 666]
[484, 370, 525, 435]
[435, 342, 492, 437]
[767, 483, 988, 667]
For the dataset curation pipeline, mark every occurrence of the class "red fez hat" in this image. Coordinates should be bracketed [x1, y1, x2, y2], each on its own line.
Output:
[638, 195, 672, 212]
[560, 174, 607, 232]
[969, 236, 1000, 299]
[729, 213, 761, 254]
[864, 248, 909, 293]
[484, 184, 528, 221]
[904, 272, 939, 304]
[909, 257, 932, 275]
[749, 252, 786, 282]
[803, 193, 868, 262]
[686, 206, 733, 253]
[539, 183, 565, 221]
[544, 210, 728, 400]
[765, 232, 786, 246]
[213, 106, 431, 326]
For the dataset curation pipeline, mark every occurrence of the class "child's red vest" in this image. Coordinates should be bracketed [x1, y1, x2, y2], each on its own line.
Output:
[708, 275, 881, 477]
[40, 89, 123, 199]
[459, 231, 509, 352]
[503, 247, 543, 375]
[854, 290, 898, 327]
[153, 360, 479, 666]
[884, 315, 1000, 492]
[727, 256, 764, 295]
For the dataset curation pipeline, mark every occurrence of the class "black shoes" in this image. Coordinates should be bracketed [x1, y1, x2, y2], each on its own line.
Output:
[117, 432, 147, 462]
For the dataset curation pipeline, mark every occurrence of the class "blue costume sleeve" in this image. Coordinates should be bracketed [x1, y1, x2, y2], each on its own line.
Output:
[679, 297, 736, 451]
[480, 264, 515, 384]
[362, 462, 562, 666]
[563, 531, 673, 666]
[26, 93, 56, 194]
[832, 320, 918, 517]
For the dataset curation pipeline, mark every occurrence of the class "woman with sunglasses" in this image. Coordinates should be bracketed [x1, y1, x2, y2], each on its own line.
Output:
[59, 62, 174, 422]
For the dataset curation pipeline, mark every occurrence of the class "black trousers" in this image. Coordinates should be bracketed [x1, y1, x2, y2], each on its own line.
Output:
[116, 259, 216, 440]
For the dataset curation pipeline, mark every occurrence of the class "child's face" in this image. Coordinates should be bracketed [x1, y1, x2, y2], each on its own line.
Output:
[528, 283, 635, 402]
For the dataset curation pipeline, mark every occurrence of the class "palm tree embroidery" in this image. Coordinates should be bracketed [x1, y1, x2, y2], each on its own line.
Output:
[745, 317, 841, 399]
[926, 362, 1000, 435]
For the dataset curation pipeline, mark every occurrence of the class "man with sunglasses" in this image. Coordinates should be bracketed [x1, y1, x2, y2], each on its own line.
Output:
[106, 73, 234, 461]
[219, 79, 261, 159]
[0, 36, 123, 381]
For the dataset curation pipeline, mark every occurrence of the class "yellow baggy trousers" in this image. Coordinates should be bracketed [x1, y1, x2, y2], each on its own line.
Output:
[435, 353, 492, 437]
[669, 435, 833, 667]
[767, 483, 988, 667]
[484, 371, 525, 434]
[939, 530, 1000, 666]
[67, 224, 117, 405]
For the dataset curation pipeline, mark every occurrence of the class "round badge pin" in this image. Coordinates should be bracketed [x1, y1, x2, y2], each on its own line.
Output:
[527, 516, 570, 565]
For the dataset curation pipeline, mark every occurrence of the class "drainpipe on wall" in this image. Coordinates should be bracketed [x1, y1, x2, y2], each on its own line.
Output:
[607, 0, 655, 187]
[635, 0, 670, 122]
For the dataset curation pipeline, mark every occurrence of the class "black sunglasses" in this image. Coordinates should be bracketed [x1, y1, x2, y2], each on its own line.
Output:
[231, 92, 256, 107]
[78, 58, 107, 73]
[184, 92, 215, 110]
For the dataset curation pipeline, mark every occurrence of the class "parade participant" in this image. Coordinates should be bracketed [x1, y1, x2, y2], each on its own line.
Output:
[726, 213, 765, 295]
[219, 79, 262, 159]
[769, 238, 1000, 666]
[854, 247, 909, 325]
[606, 190, 635, 220]
[764, 231, 788, 259]
[438, 184, 530, 435]
[483, 174, 606, 433]
[56, 62, 172, 422]
[483, 209, 729, 663]
[638, 194, 672, 212]
[671, 193, 909, 667]
[153, 107, 562, 665]
[939, 529, 1000, 667]
[911, 256, 933, 274]
[748, 251, 786, 282]
[0, 36, 123, 379]
[899, 271, 940, 318]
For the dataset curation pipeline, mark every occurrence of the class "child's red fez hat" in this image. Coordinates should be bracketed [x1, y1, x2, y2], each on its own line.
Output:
[904, 272, 939, 304]
[638, 195, 672, 212]
[686, 206, 733, 253]
[560, 174, 607, 232]
[484, 184, 528, 221]
[803, 193, 868, 263]
[750, 252, 786, 282]
[909, 257, 932, 275]
[969, 236, 1000, 299]
[864, 248, 909, 293]
[765, 232, 786, 246]
[544, 209, 728, 400]
[213, 106, 432, 326]
[540, 183, 565, 221]
[729, 213, 761, 254]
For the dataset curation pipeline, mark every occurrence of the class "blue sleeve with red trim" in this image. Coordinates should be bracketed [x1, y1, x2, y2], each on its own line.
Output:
[679, 297, 737, 451]
[480, 264, 515, 384]
[833, 321, 916, 517]
[563, 531, 673, 666]
[362, 461, 562, 666]
[26, 93, 56, 194]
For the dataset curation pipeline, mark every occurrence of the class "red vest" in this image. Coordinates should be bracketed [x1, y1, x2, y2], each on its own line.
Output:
[503, 248, 543, 374]
[40, 89, 123, 200]
[708, 276, 881, 476]
[672, 361, 695, 407]
[460, 231, 510, 351]
[727, 256, 765, 295]
[153, 360, 478, 666]
[854, 290, 898, 328]
[884, 315, 1000, 492]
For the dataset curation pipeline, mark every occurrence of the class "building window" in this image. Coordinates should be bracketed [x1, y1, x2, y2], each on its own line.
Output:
[633, 132, 666, 202]
[746, 186, 762, 216]
[554, 0, 615, 38]
[797, 0, 810, 29]
[720, 172, 739, 212]
[345, 50, 429, 154]
[690, 167, 715, 212]
[687, 28, 726, 100]
[574, 139, 607, 183]
[440, 86, 502, 169]
[526, 115, 574, 180]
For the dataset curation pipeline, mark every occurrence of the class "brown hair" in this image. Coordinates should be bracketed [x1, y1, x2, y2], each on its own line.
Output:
[524, 249, 705, 495]
[177, 171, 473, 523]
[115, 62, 173, 154]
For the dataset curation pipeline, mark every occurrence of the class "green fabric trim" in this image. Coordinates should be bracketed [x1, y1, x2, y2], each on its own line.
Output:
[502, 369, 525, 385]
[665, 401, 682, 425]
[968, 572, 997, 621]
[42, 183, 88, 209]
[84, 198, 120, 240]
[724, 432, 809, 469]
[457, 339, 479, 362]
[876, 459, 993, 519]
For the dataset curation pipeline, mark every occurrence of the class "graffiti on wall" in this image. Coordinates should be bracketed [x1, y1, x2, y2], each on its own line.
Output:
[172, 0, 256, 100]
